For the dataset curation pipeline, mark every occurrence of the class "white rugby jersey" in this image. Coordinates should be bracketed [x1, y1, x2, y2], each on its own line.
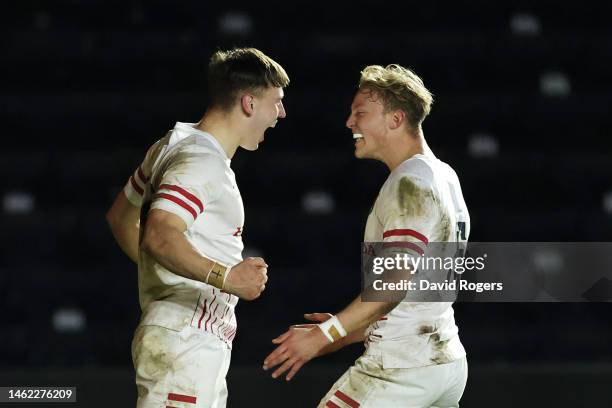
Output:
[124, 122, 244, 346]
[363, 153, 470, 368]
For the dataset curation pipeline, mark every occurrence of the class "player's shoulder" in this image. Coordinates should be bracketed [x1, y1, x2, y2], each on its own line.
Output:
[168, 145, 227, 176]
[172, 139, 224, 161]
[166, 123, 228, 166]
[392, 154, 459, 187]
[155, 141, 228, 186]
[144, 131, 171, 161]
[390, 154, 436, 187]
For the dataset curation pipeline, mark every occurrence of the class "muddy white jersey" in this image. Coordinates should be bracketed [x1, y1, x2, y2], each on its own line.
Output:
[363, 153, 470, 368]
[124, 122, 243, 346]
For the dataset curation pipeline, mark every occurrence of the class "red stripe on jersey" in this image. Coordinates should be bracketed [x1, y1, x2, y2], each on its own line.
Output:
[205, 295, 218, 331]
[130, 176, 144, 195]
[378, 316, 388, 321]
[326, 401, 341, 408]
[221, 317, 234, 339]
[197, 298, 209, 329]
[166, 406, 179, 408]
[219, 304, 230, 327]
[383, 229, 429, 244]
[210, 317, 218, 335]
[157, 193, 198, 220]
[382, 241, 425, 256]
[221, 325, 231, 340]
[334, 390, 360, 408]
[137, 166, 148, 184]
[208, 295, 220, 334]
[159, 184, 204, 213]
[211, 305, 229, 336]
[227, 327, 237, 341]
[167, 393, 197, 404]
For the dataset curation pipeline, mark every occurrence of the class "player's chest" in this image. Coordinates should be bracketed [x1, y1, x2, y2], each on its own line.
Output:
[196, 182, 244, 232]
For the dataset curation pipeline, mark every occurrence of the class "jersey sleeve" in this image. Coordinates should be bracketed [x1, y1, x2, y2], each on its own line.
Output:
[123, 141, 160, 207]
[149, 152, 224, 229]
[379, 174, 439, 257]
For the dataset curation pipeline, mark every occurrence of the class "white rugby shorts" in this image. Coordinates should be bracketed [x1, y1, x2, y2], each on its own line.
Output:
[132, 325, 231, 408]
[318, 355, 468, 408]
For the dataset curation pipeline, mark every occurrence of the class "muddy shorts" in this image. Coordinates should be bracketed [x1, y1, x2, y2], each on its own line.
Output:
[132, 325, 231, 408]
[318, 354, 467, 408]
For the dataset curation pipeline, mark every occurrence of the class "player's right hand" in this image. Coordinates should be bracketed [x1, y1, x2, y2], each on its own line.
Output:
[272, 313, 339, 359]
[224, 257, 268, 300]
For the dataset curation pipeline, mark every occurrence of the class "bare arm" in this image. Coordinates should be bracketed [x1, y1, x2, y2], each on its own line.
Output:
[141, 209, 268, 300]
[106, 191, 140, 263]
[336, 296, 398, 334]
[140, 209, 213, 280]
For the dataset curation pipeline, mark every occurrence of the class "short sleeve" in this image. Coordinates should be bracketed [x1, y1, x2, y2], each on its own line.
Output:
[150, 152, 225, 229]
[123, 141, 160, 207]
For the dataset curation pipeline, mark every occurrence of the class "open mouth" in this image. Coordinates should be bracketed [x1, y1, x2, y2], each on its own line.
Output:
[352, 133, 364, 140]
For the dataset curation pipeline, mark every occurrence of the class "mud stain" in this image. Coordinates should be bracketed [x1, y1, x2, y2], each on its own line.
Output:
[418, 325, 435, 335]
[142, 330, 176, 378]
[432, 210, 451, 242]
[428, 332, 453, 365]
[347, 355, 395, 398]
[133, 327, 186, 383]
[133, 327, 200, 401]
[397, 177, 452, 242]
[397, 177, 436, 217]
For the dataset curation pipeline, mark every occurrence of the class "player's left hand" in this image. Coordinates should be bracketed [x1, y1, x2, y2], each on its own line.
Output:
[262, 325, 330, 381]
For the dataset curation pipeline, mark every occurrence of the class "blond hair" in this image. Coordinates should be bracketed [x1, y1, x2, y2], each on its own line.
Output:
[359, 64, 433, 129]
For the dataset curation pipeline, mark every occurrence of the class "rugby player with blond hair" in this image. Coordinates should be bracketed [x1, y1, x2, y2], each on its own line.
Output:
[264, 64, 469, 408]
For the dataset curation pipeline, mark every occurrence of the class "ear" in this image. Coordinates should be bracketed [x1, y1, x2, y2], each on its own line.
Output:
[388, 109, 406, 130]
[240, 94, 255, 116]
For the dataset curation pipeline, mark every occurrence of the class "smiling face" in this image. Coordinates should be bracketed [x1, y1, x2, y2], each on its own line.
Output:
[241, 86, 286, 151]
[346, 88, 392, 160]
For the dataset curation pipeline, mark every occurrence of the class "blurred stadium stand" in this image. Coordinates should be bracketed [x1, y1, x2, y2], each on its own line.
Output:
[1, 0, 612, 406]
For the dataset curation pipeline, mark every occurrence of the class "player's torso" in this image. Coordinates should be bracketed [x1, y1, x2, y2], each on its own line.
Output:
[136, 128, 242, 344]
[147, 134, 245, 267]
[363, 154, 469, 368]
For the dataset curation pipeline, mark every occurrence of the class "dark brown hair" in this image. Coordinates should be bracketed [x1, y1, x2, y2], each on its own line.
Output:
[208, 48, 289, 111]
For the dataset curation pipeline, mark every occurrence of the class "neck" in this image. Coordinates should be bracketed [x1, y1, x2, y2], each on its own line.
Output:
[195, 109, 244, 159]
[383, 128, 434, 171]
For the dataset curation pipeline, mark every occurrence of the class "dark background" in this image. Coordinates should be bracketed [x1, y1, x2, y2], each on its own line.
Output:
[1, 1, 612, 406]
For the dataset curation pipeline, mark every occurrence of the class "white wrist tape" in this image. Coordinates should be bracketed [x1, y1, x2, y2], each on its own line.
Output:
[318, 315, 348, 343]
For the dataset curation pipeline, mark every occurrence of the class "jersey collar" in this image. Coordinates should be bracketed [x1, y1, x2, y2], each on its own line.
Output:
[176, 122, 230, 161]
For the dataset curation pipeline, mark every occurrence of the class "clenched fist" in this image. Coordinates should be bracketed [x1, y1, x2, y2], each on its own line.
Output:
[224, 257, 268, 300]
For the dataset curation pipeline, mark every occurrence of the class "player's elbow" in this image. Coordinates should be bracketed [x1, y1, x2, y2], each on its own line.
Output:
[140, 222, 167, 259]
[105, 208, 121, 235]
[140, 210, 186, 262]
